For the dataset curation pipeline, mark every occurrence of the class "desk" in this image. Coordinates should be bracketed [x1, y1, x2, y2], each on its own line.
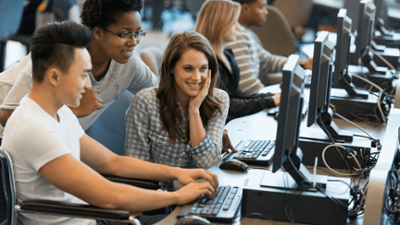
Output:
[157, 89, 399, 225]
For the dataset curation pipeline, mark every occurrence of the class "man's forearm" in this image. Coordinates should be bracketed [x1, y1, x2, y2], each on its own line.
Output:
[106, 155, 181, 181]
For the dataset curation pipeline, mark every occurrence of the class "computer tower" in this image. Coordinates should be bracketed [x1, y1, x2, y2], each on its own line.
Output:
[241, 170, 350, 225]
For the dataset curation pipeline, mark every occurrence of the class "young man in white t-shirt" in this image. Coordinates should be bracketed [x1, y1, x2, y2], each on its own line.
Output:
[2, 21, 218, 225]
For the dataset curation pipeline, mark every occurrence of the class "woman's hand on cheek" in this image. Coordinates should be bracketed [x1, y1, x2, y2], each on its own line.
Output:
[189, 70, 211, 110]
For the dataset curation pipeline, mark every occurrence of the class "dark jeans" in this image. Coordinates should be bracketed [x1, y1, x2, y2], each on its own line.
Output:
[97, 214, 168, 225]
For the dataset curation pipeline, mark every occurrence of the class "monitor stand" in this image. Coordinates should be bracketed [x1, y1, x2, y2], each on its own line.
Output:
[349, 45, 399, 72]
[373, 21, 400, 46]
[370, 41, 400, 68]
[241, 169, 350, 225]
[374, 32, 400, 46]
[299, 124, 372, 169]
[349, 42, 399, 68]
[347, 65, 397, 94]
[329, 88, 388, 123]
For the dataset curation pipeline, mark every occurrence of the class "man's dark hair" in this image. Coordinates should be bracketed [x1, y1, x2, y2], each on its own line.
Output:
[81, 0, 144, 30]
[232, 0, 259, 5]
[30, 21, 92, 83]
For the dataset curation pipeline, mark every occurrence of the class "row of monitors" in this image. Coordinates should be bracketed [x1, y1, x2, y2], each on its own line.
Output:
[272, 0, 386, 186]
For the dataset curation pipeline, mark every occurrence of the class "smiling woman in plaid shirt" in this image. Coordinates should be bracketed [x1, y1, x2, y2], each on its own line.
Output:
[124, 31, 229, 190]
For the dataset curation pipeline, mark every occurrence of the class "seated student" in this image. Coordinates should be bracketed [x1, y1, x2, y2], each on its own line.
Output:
[227, 0, 313, 94]
[2, 21, 217, 225]
[0, 0, 158, 131]
[194, 0, 280, 122]
[125, 31, 229, 189]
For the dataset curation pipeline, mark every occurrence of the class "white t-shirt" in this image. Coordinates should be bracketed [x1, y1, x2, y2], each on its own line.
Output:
[0, 54, 32, 137]
[1, 52, 158, 130]
[2, 96, 94, 225]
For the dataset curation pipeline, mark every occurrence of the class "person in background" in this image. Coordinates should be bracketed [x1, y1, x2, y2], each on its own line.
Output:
[194, 0, 280, 122]
[125, 31, 229, 190]
[227, 0, 313, 94]
[0, 0, 158, 131]
[2, 21, 217, 225]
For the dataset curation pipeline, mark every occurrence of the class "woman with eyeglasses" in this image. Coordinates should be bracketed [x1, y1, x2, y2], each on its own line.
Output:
[0, 0, 157, 131]
[124, 31, 229, 190]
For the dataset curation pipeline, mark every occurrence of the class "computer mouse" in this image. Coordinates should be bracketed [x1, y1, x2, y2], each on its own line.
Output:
[219, 159, 248, 171]
[175, 215, 210, 225]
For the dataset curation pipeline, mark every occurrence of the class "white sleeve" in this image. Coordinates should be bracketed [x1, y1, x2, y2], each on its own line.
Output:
[1, 61, 33, 110]
[11, 119, 71, 172]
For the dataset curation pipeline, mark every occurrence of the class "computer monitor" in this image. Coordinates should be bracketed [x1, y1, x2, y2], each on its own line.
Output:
[374, 0, 389, 23]
[355, 0, 377, 68]
[333, 9, 368, 99]
[272, 54, 326, 188]
[307, 31, 353, 142]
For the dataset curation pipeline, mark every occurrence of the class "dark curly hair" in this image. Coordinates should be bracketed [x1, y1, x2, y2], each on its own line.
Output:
[81, 0, 144, 29]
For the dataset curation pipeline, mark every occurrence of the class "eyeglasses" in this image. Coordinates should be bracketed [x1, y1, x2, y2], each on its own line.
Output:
[102, 28, 146, 42]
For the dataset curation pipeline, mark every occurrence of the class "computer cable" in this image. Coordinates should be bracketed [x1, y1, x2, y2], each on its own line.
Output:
[333, 110, 382, 150]
[314, 184, 351, 212]
[350, 73, 384, 91]
[331, 177, 368, 217]
[321, 144, 362, 177]
[319, 129, 378, 179]
[333, 73, 390, 124]
[331, 99, 387, 125]
[318, 114, 355, 173]
[371, 48, 399, 79]
[385, 169, 400, 215]
[284, 189, 303, 225]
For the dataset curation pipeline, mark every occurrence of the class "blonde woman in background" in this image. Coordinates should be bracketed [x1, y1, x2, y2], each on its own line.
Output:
[195, 0, 280, 122]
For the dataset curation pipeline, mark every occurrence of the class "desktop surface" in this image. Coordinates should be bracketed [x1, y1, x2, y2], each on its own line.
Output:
[156, 86, 395, 225]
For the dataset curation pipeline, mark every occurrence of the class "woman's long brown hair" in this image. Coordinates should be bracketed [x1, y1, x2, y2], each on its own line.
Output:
[156, 31, 224, 145]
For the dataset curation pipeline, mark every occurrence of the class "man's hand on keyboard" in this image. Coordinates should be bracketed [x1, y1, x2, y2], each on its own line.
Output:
[222, 129, 238, 154]
[174, 182, 216, 205]
[175, 168, 219, 190]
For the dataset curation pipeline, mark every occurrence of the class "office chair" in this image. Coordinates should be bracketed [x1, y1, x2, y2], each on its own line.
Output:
[272, 0, 313, 40]
[139, 47, 164, 77]
[251, 5, 297, 58]
[85, 90, 135, 156]
[0, 0, 25, 72]
[0, 147, 164, 225]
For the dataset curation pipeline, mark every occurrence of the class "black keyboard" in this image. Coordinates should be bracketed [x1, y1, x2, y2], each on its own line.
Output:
[176, 185, 242, 223]
[224, 140, 275, 166]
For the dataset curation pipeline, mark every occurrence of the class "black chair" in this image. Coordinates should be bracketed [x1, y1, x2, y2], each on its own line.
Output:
[0, 0, 26, 72]
[0, 147, 162, 225]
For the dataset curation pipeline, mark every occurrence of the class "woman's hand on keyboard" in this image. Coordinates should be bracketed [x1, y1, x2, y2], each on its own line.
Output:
[174, 182, 216, 205]
[175, 168, 219, 190]
[222, 129, 238, 154]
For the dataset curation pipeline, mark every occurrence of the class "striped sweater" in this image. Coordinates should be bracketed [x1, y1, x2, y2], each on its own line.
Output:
[225, 25, 288, 93]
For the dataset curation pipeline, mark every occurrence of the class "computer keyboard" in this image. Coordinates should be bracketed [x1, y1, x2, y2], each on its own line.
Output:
[224, 140, 275, 166]
[176, 185, 242, 223]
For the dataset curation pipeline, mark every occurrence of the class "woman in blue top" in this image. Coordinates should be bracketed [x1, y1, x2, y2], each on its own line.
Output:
[125, 31, 229, 189]
[194, 0, 280, 122]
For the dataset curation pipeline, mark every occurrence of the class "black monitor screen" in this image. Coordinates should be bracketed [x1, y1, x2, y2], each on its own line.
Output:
[273, 54, 305, 173]
[333, 9, 352, 87]
[355, 0, 376, 61]
[307, 31, 335, 127]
